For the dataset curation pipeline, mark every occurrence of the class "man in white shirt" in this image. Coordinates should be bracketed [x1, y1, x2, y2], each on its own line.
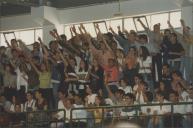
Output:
[24, 92, 36, 112]
[73, 94, 87, 127]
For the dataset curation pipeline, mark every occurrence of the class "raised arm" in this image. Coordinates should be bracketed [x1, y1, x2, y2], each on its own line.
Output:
[180, 19, 190, 35]
[137, 18, 149, 31]
[104, 82, 115, 100]
[109, 26, 117, 35]
[28, 57, 41, 75]
[49, 30, 57, 40]
[94, 23, 112, 51]
[53, 29, 61, 41]
[38, 37, 49, 57]
[58, 50, 69, 67]
[70, 27, 74, 38]
[167, 20, 183, 38]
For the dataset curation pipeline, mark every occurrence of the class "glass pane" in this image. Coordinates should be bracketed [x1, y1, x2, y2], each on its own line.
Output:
[151, 13, 169, 30]
[0, 33, 6, 46]
[83, 23, 96, 37]
[94, 21, 108, 33]
[4, 32, 16, 42]
[106, 19, 122, 32]
[64, 25, 71, 40]
[124, 18, 136, 31]
[19, 30, 34, 45]
[35, 29, 43, 42]
[170, 11, 181, 28]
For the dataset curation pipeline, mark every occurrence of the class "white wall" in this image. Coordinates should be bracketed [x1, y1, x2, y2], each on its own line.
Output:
[0, 14, 41, 31]
[0, 0, 181, 31]
[58, 0, 180, 24]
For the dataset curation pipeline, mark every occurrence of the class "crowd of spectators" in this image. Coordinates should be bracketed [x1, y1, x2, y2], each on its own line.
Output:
[0, 18, 193, 128]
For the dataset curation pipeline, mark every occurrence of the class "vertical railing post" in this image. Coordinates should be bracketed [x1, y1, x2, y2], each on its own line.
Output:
[101, 107, 105, 128]
[171, 104, 174, 128]
[70, 108, 73, 128]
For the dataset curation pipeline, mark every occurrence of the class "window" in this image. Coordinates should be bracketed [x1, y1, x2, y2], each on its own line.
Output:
[35, 29, 43, 42]
[170, 11, 181, 28]
[106, 19, 123, 32]
[63, 10, 181, 39]
[133, 16, 149, 32]
[0, 28, 42, 46]
[124, 18, 136, 31]
[93, 21, 108, 33]
[83, 23, 96, 37]
[151, 13, 169, 30]
[19, 30, 34, 44]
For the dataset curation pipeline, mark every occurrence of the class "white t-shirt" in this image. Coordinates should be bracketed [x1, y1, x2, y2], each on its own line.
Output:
[24, 99, 36, 112]
[15, 68, 28, 91]
[57, 100, 65, 120]
[119, 86, 132, 94]
[87, 94, 97, 104]
[10, 104, 24, 112]
[138, 56, 152, 74]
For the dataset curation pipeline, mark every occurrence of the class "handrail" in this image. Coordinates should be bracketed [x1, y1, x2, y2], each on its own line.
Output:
[70, 102, 193, 128]
[0, 102, 192, 127]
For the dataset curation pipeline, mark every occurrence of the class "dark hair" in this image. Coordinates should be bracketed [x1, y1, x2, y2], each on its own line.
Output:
[35, 89, 43, 95]
[172, 70, 182, 78]
[138, 34, 148, 42]
[58, 89, 67, 96]
[60, 34, 67, 40]
[140, 46, 150, 61]
[115, 89, 125, 95]
[95, 95, 106, 106]
[49, 40, 57, 48]
[170, 33, 178, 41]
[164, 29, 171, 34]
[146, 91, 153, 102]
[124, 93, 135, 100]
[27, 91, 33, 95]
[163, 63, 170, 68]
[134, 74, 144, 81]
[140, 81, 148, 88]
[79, 59, 89, 72]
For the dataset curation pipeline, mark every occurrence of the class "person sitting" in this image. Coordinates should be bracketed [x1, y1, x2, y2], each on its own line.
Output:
[34, 89, 48, 111]
[24, 91, 36, 112]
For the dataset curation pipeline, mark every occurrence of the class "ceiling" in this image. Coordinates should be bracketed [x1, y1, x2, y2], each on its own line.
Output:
[0, 0, 122, 16]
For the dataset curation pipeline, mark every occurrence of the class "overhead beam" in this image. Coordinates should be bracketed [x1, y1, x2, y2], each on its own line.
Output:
[0, 0, 39, 7]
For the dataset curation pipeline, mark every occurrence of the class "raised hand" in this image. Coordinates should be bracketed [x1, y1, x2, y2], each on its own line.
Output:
[80, 23, 85, 29]
[53, 29, 57, 33]
[180, 19, 185, 26]
[95, 23, 99, 29]
[72, 25, 76, 33]
[49, 31, 56, 38]
[109, 26, 113, 31]
[38, 37, 42, 43]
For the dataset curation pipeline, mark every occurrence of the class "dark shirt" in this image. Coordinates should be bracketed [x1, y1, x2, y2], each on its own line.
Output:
[168, 42, 184, 59]
[27, 68, 40, 90]
[90, 66, 104, 92]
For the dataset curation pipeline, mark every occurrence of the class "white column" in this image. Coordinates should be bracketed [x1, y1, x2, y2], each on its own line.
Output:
[181, 5, 193, 30]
